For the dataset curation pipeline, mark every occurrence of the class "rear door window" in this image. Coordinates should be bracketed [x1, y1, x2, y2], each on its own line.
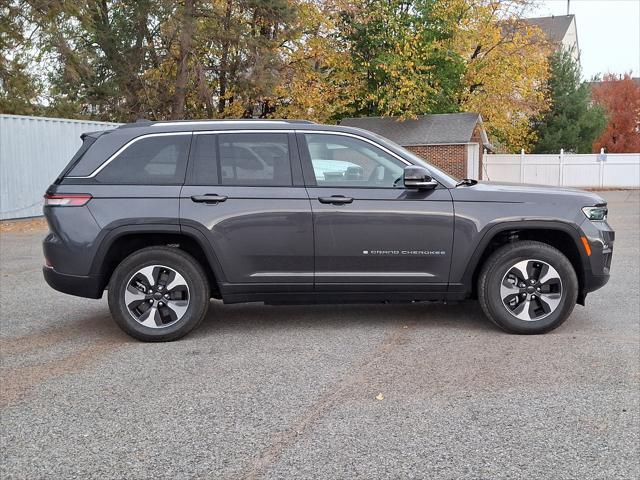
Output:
[96, 134, 191, 184]
[218, 133, 292, 186]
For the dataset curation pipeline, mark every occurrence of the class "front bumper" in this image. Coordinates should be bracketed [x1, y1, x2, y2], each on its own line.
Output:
[583, 272, 610, 293]
[43, 266, 105, 299]
[580, 218, 614, 294]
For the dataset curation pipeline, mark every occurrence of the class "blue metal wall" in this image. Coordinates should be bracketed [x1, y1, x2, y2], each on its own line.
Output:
[0, 114, 120, 220]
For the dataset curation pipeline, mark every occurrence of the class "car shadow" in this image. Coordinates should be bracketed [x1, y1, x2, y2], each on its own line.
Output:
[194, 299, 494, 337]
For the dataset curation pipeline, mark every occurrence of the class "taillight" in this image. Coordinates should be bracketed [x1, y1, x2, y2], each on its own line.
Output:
[44, 193, 92, 206]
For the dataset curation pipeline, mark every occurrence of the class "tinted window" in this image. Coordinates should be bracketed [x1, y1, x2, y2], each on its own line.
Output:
[190, 134, 218, 185]
[304, 134, 405, 188]
[96, 135, 190, 184]
[219, 133, 291, 186]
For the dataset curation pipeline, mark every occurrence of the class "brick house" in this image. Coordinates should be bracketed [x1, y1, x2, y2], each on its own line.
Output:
[340, 113, 493, 179]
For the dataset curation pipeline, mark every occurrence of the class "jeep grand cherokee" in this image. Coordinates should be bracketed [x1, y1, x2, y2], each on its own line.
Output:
[42, 119, 614, 341]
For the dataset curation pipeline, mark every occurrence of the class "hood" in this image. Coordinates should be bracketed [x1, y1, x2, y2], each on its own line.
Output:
[463, 181, 606, 205]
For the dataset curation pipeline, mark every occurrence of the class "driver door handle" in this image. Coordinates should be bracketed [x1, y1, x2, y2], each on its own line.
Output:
[191, 194, 228, 204]
[318, 195, 354, 205]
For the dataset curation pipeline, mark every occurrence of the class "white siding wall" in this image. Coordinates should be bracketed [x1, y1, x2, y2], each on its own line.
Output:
[0, 114, 120, 219]
[562, 17, 580, 64]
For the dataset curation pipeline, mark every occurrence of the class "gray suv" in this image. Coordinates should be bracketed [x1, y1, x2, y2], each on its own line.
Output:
[43, 120, 614, 341]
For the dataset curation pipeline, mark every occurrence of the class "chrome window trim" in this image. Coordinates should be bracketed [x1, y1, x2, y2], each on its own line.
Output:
[66, 129, 412, 180]
[66, 132, 193, 179]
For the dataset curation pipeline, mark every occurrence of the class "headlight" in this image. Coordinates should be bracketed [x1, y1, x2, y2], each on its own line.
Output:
[582, 205, 607, 221]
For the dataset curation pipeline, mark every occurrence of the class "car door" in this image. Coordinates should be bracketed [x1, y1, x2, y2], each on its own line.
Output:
[298, 132, 454, 293]
[180, 131, 313, 294]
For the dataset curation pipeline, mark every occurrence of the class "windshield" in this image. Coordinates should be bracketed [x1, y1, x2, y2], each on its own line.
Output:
[364, 131, 461, 184]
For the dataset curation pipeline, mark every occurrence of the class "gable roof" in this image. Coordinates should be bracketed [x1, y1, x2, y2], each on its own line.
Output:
[522, 15, 574, 44]
[340, 113, 491, 148]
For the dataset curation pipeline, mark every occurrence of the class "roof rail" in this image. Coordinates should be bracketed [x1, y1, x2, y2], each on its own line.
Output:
[116, 119, 153, 129]
[115, 118, 317, 129]
[152, 118, 315, 125]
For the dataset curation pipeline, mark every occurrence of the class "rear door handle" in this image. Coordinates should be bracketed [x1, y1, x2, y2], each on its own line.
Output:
[318, 195, 353, 205]
[191, 194, 228, 204]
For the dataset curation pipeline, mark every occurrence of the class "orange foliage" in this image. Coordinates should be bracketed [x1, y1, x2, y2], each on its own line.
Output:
[591, 73, 640, 153]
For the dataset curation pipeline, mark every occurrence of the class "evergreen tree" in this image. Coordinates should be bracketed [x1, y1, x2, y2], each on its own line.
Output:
[533, 50, 606, 153]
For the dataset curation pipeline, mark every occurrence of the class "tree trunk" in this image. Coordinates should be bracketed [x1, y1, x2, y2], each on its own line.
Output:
[171, 0, 196, 120]
[218, 0, 233, 115]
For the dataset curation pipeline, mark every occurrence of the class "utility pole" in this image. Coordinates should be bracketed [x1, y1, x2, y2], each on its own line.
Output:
[567, 0, 570, 15]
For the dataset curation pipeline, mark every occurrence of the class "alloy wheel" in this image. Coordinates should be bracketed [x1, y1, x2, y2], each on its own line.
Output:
[500, 259, 563, 321]
[124, 265, 190, 328]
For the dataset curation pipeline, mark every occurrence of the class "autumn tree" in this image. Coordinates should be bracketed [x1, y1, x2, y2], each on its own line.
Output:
[533, 50, 606, 154]
[338, 0, 465, 118]
[3, 0, 554, 135]
[148, 0, 301, 119]
[272, 1, 360, 122]
[591, 73, 640, 153]
[448, 0, 551, 152]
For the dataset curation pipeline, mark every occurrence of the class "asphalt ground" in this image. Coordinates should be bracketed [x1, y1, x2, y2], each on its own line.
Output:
[1, 190, 638, 479]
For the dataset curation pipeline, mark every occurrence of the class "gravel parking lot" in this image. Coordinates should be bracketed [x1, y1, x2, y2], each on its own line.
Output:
[1, 190, 639, 479]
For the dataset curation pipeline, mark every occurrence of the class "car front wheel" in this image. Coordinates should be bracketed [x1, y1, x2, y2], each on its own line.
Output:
[478, 240, 579, 334]
[108, 246, 210, 341]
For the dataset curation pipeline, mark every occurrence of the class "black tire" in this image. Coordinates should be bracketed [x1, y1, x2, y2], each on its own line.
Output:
[478, 240, 578, 334]
[108, 246, 210, 342]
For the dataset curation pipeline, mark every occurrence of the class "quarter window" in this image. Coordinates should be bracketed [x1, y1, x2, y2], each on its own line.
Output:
[96, 135, 190, 184]
[304, 134, 405, 188]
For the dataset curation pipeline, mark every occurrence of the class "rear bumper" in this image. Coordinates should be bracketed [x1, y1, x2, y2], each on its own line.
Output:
[43, 266, 105, 299]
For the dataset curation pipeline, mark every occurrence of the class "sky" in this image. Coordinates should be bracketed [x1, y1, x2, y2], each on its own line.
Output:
[535, 0, 640, 79]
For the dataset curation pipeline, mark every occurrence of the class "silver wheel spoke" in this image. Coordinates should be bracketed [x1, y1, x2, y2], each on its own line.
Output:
[538, 293, 561, 313]
[166, 271, 188, 292]
[164, 300, 189, 319]
[139, 306, 159, 328]
[137, 266, 157, 288]
[510, 260, 530, 283]
[124, 285, 146, 307]
[513, 298, 534, 321]
[538, 264, 561, 286]
[500, 279, 520, 302]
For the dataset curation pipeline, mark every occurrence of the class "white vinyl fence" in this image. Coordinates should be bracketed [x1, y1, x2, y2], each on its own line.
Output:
[483, 150, 640, 188]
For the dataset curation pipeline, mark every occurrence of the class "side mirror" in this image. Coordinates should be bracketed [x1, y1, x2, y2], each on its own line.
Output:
[403, 165, 438, 190]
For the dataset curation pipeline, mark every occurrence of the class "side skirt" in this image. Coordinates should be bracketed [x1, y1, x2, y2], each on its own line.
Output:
[220, 290, 468, 305]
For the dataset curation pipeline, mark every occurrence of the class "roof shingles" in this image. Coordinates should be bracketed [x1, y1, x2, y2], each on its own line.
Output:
[340, 113, 482, 146]
[521, 15, 574, 44]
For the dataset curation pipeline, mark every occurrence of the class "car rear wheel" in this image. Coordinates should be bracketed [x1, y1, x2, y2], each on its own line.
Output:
[108, 246, 209, 341]
[478, 240, 578, 334]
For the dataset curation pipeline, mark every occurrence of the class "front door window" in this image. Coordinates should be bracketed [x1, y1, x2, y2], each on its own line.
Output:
[304, 134, 405, 188]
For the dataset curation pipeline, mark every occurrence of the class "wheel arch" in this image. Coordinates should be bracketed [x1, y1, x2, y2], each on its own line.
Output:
[90, 224, 225, 295]
[462, 221, 588, 305]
